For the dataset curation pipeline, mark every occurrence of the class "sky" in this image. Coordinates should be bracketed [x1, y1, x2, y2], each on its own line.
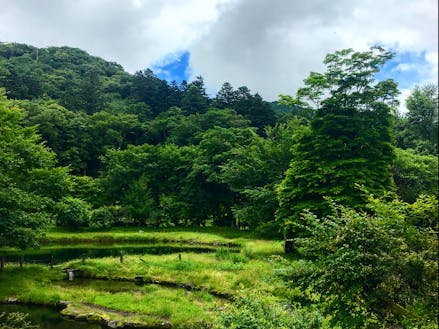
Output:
[0, 0, 437, 112]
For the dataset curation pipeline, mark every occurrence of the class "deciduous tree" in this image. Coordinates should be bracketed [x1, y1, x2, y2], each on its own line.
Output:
[277, 47, 398, 238]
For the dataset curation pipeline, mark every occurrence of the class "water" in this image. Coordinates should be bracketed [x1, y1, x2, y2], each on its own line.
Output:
[0, 304, 104, 329]
[0, 244, 226, 265]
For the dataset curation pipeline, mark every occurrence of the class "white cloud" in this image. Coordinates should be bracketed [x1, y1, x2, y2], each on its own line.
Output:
[397, 88, 412, 115]
[0, 0, 437, 99]
[189, 0, 438, 100]
[0, 0, 232, 72]
[425, 51, 439, 83]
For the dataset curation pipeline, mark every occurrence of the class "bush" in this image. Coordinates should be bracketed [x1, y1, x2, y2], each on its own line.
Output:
[217, 293, 323, 329]
[54, 197, 90, 227]
[408, 194, 438, 230]
[392, 148, 438, 202]
[89, 206, 117, 228]
[293, 196, 438, 328]
[0, 312, 38, 329]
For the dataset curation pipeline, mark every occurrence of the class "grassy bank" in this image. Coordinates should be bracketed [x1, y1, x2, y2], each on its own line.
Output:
[0, 228, 287, 328]
[41, 226, 254, 246]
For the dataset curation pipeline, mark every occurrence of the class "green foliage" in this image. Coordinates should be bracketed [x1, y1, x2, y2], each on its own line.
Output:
[277, 47, 397, 238]
[89, 206, 118, 228]
[218, 294, 323, 329]
[100, 143, 202, 226]
[394, 84, 438, 155]
[0, 312, 38, 329]
[131, 68, 180, 116]
[55, 197, 91, 227]
[408, 194, 438, 230]
[181, 76, 210, 114]
[214, 83, 276, 132]
[0, 89, 69, 249]
[0, 43, 130, 108]
[16, 99, 147, 176]
[221, 123, 297, 234]
[291, 196, 438, 328]
[68, 174, 101, 204]
[392, 148, 438, 202]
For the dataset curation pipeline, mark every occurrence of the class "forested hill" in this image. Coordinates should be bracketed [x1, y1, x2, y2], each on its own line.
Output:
[0, 42, 280, 174]
[0, 43, 129, 109]
[0, 42, 437, 245]
[0, 42, 276, 122]
[1, 39, 438, 328]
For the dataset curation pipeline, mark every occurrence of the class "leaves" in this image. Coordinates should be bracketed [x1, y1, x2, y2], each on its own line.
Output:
[0, 90, 67, 249]
[277, 47, 397, 238]
[293, 197, 438, 328]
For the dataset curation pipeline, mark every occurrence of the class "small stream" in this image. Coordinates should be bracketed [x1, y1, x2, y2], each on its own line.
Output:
[0, 244, 231, 265]
[0, 304, 104, 329]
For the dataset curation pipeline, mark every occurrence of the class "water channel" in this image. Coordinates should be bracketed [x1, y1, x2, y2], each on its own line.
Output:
[0, 244, 234, 327]
[0, 304, 104, 329]
[0, 244, 233, 265]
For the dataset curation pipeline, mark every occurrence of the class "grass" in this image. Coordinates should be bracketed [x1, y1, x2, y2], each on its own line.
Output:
[41, 226, 255, 246]
[66, 251, 284, 296]
[0, 227, 287, 328]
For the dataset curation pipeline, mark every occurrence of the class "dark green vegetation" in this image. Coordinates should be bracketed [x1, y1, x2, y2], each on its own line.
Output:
[0, 304, 101, 329]
[0, 42, 437, 328]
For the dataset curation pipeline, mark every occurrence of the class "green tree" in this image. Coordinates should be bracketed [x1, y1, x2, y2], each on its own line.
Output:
[214, 82, 237, 108]
[277, 47, 398, 238]
[54, 196, 90, 227]
[191, 127, 257, 226]
[99, 143, 199, 226]
[181, 76, 210, 115]
[215, 84, 277, 133]
[219, 122, 297, 234]
[131, 69, 177, 116]
[0, 89, 67, 249]
[396, 84, 438, 155]
[17, 99, 92, 174]
[392, 148, 438, 202]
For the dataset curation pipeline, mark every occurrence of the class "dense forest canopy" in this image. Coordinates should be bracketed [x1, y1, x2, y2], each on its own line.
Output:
[0, 42, 437, 241]
[0, 41, 437, 328]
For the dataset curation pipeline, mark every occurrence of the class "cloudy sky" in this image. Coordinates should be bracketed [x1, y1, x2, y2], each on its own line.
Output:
[0, 0, 437, 110]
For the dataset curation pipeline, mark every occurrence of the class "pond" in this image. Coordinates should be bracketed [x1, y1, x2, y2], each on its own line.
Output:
[0, 304, 104, 329]
[0, 244, 232, 265]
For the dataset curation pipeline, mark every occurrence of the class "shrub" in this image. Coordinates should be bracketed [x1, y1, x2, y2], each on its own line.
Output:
[89, 206, 117, 228]
[54, 197, 90, 227]
[292, 196, 438, 328]
[0, 312, 38, 329]
[217, 293, 323, 329]
[408, 194, 438, 230]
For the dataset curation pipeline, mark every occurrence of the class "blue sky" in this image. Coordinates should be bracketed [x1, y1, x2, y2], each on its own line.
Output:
[376, 50, 431, 89]
[153, 51, 190, 85]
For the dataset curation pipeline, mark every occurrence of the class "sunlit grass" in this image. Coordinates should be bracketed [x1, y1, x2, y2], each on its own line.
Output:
[0, 228, 288, 327]
[42, 226, 254, 247]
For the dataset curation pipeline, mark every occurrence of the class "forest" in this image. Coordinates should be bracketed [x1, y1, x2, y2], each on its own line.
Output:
[0, 42, 438, 328]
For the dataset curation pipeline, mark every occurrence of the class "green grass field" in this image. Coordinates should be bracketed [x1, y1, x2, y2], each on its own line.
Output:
[0, 227, 289, 328]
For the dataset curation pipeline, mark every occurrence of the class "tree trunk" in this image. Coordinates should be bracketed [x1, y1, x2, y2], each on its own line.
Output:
[284, 239, 295, 253]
